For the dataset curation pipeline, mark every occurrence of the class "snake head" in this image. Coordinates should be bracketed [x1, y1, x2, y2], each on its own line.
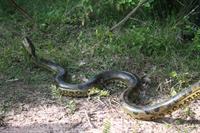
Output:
[22, 37, 37, 58]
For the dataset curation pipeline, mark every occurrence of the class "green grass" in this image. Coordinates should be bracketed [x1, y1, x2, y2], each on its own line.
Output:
[0, 0, 199, 114]
[103, 119, 111, 133]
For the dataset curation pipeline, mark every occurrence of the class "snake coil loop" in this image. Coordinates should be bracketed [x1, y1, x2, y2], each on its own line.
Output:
[22, 37, 200, 120]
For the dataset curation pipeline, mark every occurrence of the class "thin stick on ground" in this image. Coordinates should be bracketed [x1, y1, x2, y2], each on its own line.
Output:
[110, 0, 149, 32]
[84, 110, 94, 128]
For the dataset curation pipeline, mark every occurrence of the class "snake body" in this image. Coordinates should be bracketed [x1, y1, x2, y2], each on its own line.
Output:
[22, 37, 200, 120]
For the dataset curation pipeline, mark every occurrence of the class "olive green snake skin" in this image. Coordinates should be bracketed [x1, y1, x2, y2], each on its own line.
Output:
[22, 37, 200, 121]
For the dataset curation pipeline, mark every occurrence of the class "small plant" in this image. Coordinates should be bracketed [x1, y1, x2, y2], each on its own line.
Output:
[169, 71, 193, 96]
[183, 107, 195, 118]
[88, 87, 110, 97]
[103, 119, 111, 133]
[66, 100, 77, 114]
[174, 119, 185, 125]
[51, 85, 62, 99]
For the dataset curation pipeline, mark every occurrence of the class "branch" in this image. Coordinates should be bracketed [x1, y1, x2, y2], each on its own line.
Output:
[8, 0, 33, 21]
[110, 0, 149, 32]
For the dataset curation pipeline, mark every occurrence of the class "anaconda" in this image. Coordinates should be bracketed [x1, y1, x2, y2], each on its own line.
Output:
[22, 37, 200, 121]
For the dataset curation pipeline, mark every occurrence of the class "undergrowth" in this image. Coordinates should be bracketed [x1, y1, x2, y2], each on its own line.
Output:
[0, 0, 199, 114]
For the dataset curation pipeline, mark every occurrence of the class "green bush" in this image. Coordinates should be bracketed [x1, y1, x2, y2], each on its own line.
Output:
[77, 0, 155, 24]
[193, 29, 200, 51]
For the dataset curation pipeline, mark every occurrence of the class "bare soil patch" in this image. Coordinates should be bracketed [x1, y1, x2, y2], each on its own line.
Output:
[0, 81, 200, 133]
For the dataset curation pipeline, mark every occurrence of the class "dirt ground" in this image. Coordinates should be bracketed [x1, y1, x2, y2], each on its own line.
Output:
[0, 80, 200, 133]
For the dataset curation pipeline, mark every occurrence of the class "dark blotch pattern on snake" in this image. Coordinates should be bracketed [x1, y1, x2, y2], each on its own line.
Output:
[22, 37, 200, 121]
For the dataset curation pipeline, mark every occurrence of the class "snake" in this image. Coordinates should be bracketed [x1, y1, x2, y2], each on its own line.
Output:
[22, 37, 200, 121]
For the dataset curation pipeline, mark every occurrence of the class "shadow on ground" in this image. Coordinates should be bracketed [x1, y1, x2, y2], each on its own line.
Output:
[156, 117, 200, 125]
[1, 123, 83, 133]
[0, 76, 57, 114]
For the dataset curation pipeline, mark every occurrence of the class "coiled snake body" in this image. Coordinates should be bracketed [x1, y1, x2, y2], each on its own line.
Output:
[22, 37, 200, 120]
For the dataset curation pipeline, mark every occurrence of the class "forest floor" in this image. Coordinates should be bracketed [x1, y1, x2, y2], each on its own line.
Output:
[0, 79, 200, 133]
[1, 1, 200, 132]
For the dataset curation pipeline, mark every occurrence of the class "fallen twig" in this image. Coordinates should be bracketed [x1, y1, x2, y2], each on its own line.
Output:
[84, 110, 94, 128]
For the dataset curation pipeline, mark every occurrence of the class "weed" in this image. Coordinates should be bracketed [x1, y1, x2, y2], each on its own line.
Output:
[0, 0, 199, 117]
[103, 119, 111, 133]
[183, 107, 195, 118]
[66, 100, 77, 114]
[51, 85, 62, 100]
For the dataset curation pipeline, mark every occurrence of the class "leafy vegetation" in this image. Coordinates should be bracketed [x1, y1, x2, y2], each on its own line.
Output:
[0, 0, 199, 114]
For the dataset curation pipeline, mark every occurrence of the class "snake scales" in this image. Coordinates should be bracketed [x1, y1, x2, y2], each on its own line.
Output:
[22, 37, 200, 121]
